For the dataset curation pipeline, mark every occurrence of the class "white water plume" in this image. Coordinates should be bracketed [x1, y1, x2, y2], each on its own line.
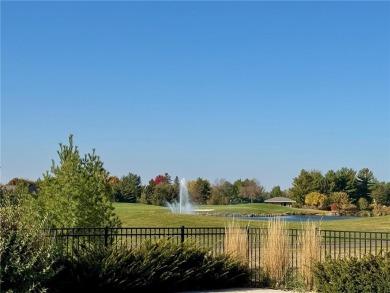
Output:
[166, 178, 194, 214]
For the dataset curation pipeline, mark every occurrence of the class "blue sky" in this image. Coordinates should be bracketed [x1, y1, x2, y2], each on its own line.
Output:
[1, 1, 389, 190]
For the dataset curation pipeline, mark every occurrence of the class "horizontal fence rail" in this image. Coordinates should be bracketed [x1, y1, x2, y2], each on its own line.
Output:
[45, 227, 390, 286]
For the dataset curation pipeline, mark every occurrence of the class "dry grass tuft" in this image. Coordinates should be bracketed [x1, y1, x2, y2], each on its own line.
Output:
[298, 220, 321, 291]
[224, 220, 248, 264]
[260, 217, 290, 287]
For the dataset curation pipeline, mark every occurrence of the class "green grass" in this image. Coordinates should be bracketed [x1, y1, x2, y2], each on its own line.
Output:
[316, 214, 390, 231]
[113, 203, 390, 231]
[194, 203, 325, 215]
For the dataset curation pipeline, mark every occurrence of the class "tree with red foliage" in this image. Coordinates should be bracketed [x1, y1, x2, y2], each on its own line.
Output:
[154, 173, 171, 185]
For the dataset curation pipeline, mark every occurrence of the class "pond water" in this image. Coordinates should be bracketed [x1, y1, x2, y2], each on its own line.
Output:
[233, 215, 358, 222]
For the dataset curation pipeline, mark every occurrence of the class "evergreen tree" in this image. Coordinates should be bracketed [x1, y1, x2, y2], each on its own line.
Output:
[370, 182, 390, 206]
[289, 169, 325, 206]
[354, 168, 376, 203]
[334, 167, 357, 196]
[140, 179, 155, 204]
[33, 135, 121, 228]
[269, 186, 284, 198]
[115, 173, 142, 203]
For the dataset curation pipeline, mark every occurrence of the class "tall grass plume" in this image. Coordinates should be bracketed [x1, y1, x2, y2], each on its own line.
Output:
[260, 217, 290, 287]
[298, 220, 321, 291]
[224, 219, 248, 264]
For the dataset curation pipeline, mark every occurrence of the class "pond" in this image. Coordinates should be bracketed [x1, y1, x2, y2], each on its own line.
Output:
[233, 215, 358, 222]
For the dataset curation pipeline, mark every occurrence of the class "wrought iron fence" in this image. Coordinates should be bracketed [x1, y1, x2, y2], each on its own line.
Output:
[46, 226, 390, 286]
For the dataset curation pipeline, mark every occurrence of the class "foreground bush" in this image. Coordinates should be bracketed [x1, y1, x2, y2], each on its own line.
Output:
[48, 238, 252, 292]
[312, 252, 390, 293]
[0, 188, 58, 293]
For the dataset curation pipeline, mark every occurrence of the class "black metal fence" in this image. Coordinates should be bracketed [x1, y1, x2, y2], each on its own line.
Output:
[46, 227, 390, 286]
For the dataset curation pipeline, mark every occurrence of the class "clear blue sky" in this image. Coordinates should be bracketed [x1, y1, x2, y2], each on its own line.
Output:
[1, 1, 389, 190]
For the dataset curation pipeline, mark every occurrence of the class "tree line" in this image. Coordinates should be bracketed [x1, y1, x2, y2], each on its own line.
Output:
[111, 173, 270, 206]
[289, 168, 390, 213]
[1, 135, 389, 229]
[96, 166, 390, 214]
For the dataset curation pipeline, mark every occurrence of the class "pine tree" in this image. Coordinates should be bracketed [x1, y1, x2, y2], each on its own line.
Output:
[34, 135, 121, 228]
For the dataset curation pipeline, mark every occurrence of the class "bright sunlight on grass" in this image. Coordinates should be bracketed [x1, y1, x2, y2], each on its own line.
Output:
[113, 203, 390, 231]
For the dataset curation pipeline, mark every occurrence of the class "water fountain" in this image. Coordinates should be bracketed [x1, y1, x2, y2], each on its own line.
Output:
[166, 178, 194, 214]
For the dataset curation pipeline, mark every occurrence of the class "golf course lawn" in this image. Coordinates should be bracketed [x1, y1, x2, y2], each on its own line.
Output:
[113, 203, 390, 231]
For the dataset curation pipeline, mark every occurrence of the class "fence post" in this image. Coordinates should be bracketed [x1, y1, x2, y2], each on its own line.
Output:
[317, 228, 322, 261]
[246, 225, 250, 263]
[104, 226, 108, 248]
[181, 226, 185, 243]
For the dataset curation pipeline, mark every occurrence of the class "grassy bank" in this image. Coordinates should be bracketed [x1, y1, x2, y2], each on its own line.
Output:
[113, 203, 390, 231]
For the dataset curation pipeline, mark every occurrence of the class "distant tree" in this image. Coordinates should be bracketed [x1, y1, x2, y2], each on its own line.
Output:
[305, 192, 316, 207]
[233, 179, 243, 202]
[289, 169, 325, 206]
[31, 135, 121, 228]
[187, 178, 211, 204]
[1, 182, 32, 204]
[151, 183, 177, 206]
[233, 179, 243, 189]
[225, 179, 240, 204]
[6, 178, 19, 185]
[140, 179, 156, 205]
[107, 176, 120, 201]
[357, 198, 370, 211]
[370, 182, 390, 206]
[188, 180, 197, 199]
[140, 174, 179, 206]
[173, 176, 180, 196]
[154, 173, 171, 185]
[329, 192, 351, 210]
[7, 178, 34, 186]
[208, 179, 234, 205]
[269, 186, 284, 198]
[334, 167, 357, 196]
[324, 170, 338, 194]
[304, 192, 328, 209]
[108, 176, 120, 186]
[354, 168, 376, 203]
[6, 178, 38, 194]
[311, 170, 327, 194]
[115, 173, 142, 203]
[154, 175, 166, 185]
[238, 179, 265, 203]
[164, 173, 172, 184]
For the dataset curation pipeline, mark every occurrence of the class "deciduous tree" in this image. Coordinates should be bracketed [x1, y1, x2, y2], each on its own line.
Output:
[188, 178, 211, 204]
[238, 179, 265, 203]
[152, 183, 177, 206]
[304, 192, 328, 208]
[329, 192, 351, 209]
[154, 173, 171, 185]
[209, 179, 235, 205]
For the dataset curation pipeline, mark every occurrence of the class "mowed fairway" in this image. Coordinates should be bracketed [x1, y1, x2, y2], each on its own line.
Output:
[113, 203, 390, 231]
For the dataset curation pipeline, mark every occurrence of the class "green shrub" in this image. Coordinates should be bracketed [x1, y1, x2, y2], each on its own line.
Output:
[0, 189, 58, 293]
[49, 238, 252, 292]
[312, 252, 390, 293]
